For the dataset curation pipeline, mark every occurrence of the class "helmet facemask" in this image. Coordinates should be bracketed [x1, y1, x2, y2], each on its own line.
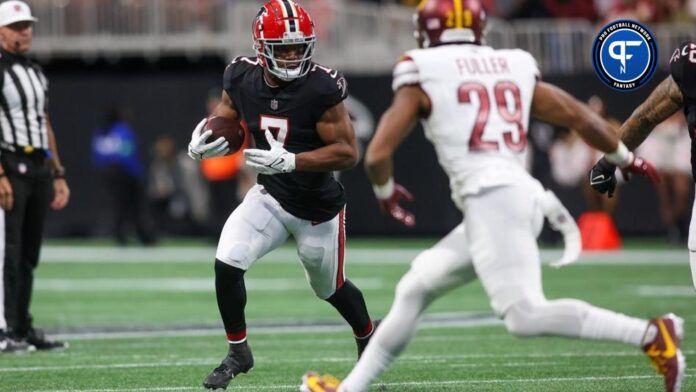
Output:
[255, 33, 315, 82]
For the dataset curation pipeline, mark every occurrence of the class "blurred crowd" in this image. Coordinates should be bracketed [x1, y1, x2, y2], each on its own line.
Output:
[478, 0, 696, 23]
[28, 0, 696, 23]
[90, 92, 255, 245]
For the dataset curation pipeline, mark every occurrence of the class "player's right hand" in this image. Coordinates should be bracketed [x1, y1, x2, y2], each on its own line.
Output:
[377, 183, 416, 227]
[187, 118, 229, 161]
[0, 176, 13, 211]
[590, 155, 660, 197]
[589, 157, 618, 197]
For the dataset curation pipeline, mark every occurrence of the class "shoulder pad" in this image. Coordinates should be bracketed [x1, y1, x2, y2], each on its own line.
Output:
[310, 63, 348, 107]
[669, 42, 696, 97]
[392, 55, 419, 92]
[223, 56, 260, 90]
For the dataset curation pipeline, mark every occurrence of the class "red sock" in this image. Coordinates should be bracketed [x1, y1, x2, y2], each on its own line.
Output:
[355, 320, 374, 339]
[226, 330, 247, 344]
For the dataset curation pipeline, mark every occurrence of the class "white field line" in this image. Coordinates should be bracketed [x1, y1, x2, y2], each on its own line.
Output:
[0, 352, 676, 374]
[39, 246, 691, 266]
[34, 277, 384, 292]
[51, 313, 502, 341]
[27, 374, 680, 392]
[7, 350, 693, 373]
[634, 285, 696, 297]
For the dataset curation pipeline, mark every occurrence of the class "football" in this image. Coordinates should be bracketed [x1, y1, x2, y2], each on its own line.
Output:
[205, 116, 246, 154]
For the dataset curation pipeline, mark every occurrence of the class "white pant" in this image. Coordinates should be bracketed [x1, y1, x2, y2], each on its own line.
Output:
[411, 177, 545, 315]
[216, 184, 346, 299]
[686, 185, 696, 288]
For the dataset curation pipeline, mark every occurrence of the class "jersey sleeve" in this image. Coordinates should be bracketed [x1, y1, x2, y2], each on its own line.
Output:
[223, 56, 257, 92]
[670, 42, 696, 99]
[392, 55, 420, 91]
[518, 50, 541, 81]
[313, 67, 349, 114]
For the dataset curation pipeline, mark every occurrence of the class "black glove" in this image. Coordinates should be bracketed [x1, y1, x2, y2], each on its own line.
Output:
[589, 157, 617, 197]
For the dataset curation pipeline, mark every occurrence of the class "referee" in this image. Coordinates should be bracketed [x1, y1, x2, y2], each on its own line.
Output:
[0, 1, 69, 351]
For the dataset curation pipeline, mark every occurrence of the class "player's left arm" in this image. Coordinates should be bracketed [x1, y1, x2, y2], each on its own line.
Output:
[364, 85, 429, 227]
[294, 101, 358, 171]
[46, 114, 70, 210]
[620, 75, 683, 150]
[364, 86, 423, 185]
[588, 76, 681, 196]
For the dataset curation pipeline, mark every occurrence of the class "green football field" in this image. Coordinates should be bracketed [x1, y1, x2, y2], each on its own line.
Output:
[1, 239, 694, 391]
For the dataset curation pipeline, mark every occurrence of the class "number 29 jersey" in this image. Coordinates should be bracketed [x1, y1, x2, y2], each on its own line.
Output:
[394, 44, 540, 197]
[224, 56, 349, 222]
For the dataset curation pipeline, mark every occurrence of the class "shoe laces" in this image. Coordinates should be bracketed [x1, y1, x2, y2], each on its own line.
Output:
[645, 345, 669, 374]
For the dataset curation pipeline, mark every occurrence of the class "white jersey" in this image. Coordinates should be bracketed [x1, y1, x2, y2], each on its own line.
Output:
[393, 44, 540, 197]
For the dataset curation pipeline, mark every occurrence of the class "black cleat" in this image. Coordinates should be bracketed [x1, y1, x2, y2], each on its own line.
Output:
[203, 341, 254, 390]
[24, 328, 68, 351]
[0, 333, 35, 353]
[356, 319, 380, 359]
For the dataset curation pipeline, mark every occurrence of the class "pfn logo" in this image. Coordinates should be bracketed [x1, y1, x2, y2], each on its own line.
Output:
[592, 20, 658, 91]
[608, 40, 642, 74]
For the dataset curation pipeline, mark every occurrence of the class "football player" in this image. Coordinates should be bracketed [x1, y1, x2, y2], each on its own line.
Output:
[188, 1, 376, 389]
[590, 42, 696, 292]
[301, 1, 685, 392]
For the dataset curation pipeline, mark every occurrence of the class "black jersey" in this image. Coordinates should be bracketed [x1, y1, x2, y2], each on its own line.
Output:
[223, 56, 348, 222]
[669, 42, 696, 178]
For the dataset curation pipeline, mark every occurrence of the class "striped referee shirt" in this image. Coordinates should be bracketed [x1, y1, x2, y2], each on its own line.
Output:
[0, 48, 48, 153]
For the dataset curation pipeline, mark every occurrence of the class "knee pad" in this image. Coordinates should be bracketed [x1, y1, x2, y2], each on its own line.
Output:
[503, 297, 546, 338]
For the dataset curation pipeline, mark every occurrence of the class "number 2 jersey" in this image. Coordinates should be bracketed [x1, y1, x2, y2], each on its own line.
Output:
[393, 44, 540, 198]
[223, 56, 348, 222]
[669, 42, 696, 179]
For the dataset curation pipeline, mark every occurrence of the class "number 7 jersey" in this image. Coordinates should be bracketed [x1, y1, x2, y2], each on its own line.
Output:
[224, 56, 349, 222]
[394, 44, 540, 196]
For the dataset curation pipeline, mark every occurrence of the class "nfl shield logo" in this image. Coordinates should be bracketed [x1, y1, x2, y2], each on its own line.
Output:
[270, 99, 278, 110]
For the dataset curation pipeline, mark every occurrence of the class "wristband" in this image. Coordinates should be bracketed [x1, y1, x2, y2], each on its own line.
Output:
[605, 142, 632, 167]
[372, 177, 394, 199]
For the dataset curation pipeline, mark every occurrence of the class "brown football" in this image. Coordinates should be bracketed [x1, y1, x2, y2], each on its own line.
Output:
[205, 116, 246, 154]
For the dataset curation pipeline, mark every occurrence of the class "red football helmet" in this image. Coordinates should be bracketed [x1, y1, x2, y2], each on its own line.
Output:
[414, 0, 487, 48]
[252, 0, 316, 81]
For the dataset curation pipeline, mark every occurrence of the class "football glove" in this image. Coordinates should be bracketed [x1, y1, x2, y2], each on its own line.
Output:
[243, 130, 296, 175]
[590, 154, 659, 197]
[589, 157, 618, 197]
[619, 155, 659, 184]
[373, 179, 415, 227]
[187, 118, 229, 161]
